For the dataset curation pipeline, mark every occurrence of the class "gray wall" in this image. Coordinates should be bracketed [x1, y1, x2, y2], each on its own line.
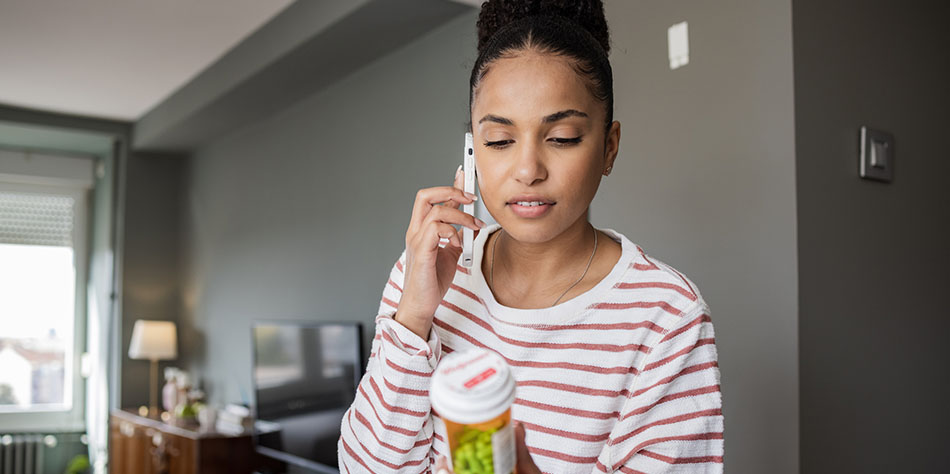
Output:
[121, 153, 184, 408]
[793, 1, 950, 472]
[177, 2, 800, 472]
[179, 13, 476, 405]
[597, 1, 799, 471]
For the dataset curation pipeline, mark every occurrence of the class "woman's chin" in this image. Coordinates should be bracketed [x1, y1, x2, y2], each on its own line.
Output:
[495, 220, 564, 244]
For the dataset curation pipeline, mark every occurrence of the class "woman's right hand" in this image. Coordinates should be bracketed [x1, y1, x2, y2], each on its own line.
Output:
[395, 167, 485, 340]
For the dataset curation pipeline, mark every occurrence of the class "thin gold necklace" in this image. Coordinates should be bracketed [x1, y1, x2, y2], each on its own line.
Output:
[490, 225, 598, 307]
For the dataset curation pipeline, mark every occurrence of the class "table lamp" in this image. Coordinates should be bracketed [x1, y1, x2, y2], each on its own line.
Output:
[128, 320, 177, 417]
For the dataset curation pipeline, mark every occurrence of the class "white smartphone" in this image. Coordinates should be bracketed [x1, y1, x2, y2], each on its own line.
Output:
[462, 132, 476, 267]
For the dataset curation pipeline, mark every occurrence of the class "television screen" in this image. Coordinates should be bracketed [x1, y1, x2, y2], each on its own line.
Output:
[252, 321, 364, 470]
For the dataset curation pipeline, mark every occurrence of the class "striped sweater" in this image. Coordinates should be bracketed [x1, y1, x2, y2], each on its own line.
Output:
[338, 224, 724, 473]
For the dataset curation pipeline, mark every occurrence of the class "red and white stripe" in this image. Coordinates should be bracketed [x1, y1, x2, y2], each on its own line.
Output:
[339, 229, 723, 473]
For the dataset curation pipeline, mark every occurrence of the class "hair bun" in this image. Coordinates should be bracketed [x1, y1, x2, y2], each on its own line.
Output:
[476, 0, 610, 56]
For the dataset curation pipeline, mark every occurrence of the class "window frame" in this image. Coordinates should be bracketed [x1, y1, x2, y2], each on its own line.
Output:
[0, 151, 93, 432]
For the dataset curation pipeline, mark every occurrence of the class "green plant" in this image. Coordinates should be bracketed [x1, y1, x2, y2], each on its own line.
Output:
[64, 454, 90, 474]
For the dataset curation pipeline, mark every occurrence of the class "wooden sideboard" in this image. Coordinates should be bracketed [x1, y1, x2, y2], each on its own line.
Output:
[109, 409, 264, 474]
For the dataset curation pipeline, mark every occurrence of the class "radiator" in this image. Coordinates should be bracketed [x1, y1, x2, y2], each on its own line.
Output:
[0, 434, 47, 474]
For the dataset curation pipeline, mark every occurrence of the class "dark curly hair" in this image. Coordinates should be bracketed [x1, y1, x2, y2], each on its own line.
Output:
[469, 0, 613, 129]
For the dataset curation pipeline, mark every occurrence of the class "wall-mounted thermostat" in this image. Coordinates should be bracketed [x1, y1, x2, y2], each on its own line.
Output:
[859, 126, 894, 182]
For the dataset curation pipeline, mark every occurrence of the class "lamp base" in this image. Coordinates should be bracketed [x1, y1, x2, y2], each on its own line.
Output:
[149, 359, 159, 418]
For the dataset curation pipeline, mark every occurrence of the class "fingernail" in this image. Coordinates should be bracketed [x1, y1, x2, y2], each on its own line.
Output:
[464, 192, 477, 200]
[455, 165, 462, 178]
[475, 218, 486, 228]
[437, 469, 450, 474]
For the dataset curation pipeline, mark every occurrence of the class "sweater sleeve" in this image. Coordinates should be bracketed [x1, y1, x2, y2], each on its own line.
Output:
[601, 303, 724, 473]
[338, 251, 442, 473]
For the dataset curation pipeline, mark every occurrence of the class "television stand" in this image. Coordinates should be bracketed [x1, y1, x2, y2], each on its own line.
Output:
[254, 445, 339, 474]
[109, 408, 280, 474]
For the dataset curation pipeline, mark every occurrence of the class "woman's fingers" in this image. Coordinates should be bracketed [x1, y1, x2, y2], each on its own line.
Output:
[434, 455, 451, 474]
[446, 165, 465, 210]
[407, 184, 477, 241]
[515, 421, 528, 457]
[416, 221, 463, 252]
[421, 204, 485, 233]
[514, 422, 542, 474]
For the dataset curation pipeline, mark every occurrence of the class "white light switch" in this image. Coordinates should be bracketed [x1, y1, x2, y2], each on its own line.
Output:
[668, 21, 689, 70]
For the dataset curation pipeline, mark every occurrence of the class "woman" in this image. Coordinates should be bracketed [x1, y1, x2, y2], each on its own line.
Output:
[338, 1, 723, 472]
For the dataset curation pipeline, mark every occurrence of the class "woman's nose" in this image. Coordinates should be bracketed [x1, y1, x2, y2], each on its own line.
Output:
[513, 141, 547, 186]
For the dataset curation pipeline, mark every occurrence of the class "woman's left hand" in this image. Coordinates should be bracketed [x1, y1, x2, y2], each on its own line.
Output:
[513, 422, 542, 474]
[435, 422, 541, 474]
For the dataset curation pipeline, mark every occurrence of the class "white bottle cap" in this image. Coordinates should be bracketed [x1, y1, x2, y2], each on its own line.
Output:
[430, 349, 516, 424]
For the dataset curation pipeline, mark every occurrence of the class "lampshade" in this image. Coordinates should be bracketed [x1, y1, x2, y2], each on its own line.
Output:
[128, 320, 177, 361]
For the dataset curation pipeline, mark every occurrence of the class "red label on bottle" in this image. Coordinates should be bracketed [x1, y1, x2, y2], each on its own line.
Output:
[463, 368, 496, 388]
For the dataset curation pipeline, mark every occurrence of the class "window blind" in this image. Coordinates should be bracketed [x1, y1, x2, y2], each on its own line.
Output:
[0, 191, 75, 247]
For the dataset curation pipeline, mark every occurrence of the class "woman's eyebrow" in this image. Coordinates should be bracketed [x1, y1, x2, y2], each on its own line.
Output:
[478, 114, 514, 125]
[477, 109, 589, 126]
[542, 109, 589, 123]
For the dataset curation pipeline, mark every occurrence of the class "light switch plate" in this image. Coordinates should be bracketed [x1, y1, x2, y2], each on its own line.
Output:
[668, 21, 689, 70]
[860, 126, 894, 182]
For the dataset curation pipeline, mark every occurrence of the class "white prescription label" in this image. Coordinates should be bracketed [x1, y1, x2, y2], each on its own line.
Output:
[491, 422, 515, 474]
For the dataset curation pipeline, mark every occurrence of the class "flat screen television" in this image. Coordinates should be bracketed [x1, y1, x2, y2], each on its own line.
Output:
[251, 321, 364, 471]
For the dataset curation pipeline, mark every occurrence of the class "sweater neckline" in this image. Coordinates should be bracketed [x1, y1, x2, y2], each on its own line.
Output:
[467, 223, 635, 326]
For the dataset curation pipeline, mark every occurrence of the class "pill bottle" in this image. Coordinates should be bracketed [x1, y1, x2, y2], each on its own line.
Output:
[431, 349, 517, 474]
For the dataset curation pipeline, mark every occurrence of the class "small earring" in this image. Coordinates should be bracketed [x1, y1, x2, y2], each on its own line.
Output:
[604, 166, 612, 176]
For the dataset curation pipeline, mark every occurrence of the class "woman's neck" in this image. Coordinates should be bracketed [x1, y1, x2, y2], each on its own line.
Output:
[488, 217, 598, 296]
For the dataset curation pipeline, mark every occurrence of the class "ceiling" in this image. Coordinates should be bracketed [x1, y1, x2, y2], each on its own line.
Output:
[0, 0, 482, 125]
[0, 0, 295, 122]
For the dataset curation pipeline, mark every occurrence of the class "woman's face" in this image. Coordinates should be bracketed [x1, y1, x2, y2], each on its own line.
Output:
[471, 51, 620, 244]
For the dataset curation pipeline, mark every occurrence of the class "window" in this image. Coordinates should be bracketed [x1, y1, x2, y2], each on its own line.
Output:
[0, 149, 92, 431]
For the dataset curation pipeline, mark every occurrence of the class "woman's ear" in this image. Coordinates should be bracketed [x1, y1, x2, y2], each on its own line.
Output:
[603, 121, 621, 176]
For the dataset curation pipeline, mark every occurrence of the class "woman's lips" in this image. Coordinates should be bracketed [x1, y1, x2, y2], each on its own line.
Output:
[508, 202, 555, 218]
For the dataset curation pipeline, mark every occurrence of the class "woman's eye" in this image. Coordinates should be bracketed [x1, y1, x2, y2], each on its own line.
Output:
[483, 137, 582, 149]
[484, 140, 513, 149]
[549, 136, 583, 146]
